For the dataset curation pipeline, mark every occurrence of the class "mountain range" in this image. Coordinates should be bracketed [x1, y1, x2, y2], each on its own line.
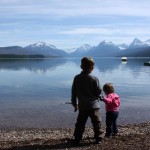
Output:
[0, 38, 150, 58]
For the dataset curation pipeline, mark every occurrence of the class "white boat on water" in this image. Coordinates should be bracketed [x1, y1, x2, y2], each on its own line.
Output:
[121, 57, 127, 61]
[144, 61, 150, 66]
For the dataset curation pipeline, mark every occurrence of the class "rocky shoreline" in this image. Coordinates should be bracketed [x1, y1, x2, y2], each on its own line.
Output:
[0, 121, 150, 150]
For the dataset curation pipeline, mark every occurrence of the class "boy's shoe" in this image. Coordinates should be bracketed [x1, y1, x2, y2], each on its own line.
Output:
[95, 138, 103, 144]
[74, 140, 80, 145]
[70, 139, 80, 145]
[112, 133, 118, 136]
[104, 134, 112, 139]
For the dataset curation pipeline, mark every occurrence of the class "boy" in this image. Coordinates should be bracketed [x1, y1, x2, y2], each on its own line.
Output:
[71, 57, 103, 144]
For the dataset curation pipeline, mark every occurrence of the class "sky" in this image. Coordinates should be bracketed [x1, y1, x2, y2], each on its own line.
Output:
[0, 0, 150, 50]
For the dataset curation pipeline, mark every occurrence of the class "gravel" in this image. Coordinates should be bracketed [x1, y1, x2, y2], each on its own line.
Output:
[0, 121, 150, 150]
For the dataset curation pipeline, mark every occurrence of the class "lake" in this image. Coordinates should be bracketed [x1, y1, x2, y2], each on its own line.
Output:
[0, 57, 150, 129]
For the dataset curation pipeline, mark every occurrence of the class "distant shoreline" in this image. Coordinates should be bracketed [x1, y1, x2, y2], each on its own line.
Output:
[0, 54, 53, 58]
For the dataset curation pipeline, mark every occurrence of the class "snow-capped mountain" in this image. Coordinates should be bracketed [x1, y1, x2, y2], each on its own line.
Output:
[28, 41, 57, 49]
[76, 44, 92, 52]
[70, 44, 92, 56]
[64, 48, 77, 53]
[118, 43, 128, 50]
[145, 39, 150, 46]
[116, 38, 150, 57]
[99, 40, 116, 47]
[97, 40, 119, 49]
[25, 41, 67, 57]
[129, 38, 147, 47]
[86, 40, 120, 57]
[0, 38, 150, 58]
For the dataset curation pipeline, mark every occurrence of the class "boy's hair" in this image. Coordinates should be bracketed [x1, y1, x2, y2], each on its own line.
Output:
[103, 83, 114, 94]
[81, 57, 94, 71]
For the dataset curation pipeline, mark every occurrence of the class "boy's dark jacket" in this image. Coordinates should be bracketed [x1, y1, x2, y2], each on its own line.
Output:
[71, 71, 101, 110]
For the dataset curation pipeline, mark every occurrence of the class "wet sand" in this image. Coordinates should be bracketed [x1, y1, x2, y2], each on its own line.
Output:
[0, 104, 150, 129]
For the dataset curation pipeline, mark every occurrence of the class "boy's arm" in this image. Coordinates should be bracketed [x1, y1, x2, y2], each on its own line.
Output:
[71, 77, 78, 112]
[73, 105, 78, 112]
[94, 77, 102, 98]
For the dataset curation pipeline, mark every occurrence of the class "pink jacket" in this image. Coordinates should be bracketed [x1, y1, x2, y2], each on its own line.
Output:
[104, 93, 120, 112]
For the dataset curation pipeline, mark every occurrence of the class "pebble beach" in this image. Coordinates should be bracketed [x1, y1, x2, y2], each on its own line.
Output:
[0, 121, 149, 150]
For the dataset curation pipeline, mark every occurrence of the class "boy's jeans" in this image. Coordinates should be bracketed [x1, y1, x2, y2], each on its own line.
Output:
[105, 111, 119, 136]
[74, 108, 103, 141]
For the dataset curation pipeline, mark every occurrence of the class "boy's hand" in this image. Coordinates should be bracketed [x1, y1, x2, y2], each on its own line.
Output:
[99, 96, 104, 101]
[74, 105, 78, 112]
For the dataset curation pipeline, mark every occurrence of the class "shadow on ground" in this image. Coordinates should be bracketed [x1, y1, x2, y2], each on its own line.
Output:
[2, 138, 95, 150]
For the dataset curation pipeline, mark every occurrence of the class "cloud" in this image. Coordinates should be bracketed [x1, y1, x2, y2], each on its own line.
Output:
[0, 0, 150, 48]
[60, 26, 150, 36]
[0, 0, 150, 17]
[60, 27, 115, 35]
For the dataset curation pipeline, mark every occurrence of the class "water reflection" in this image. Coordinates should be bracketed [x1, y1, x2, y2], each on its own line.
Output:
[122, 61, 127, 64]
[0, 58, 67, 73]
[0, 57, 150, 128]
[0, 57, 149, 73]
[0, 57, 150, 100]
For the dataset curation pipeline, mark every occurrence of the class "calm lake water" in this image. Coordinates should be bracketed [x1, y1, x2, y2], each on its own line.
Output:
[0, 57, 150, 129]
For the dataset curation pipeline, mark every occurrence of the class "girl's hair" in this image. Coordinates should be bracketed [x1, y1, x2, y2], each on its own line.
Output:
[103, 83, 114, 94]
[81, 57, 94, 71]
